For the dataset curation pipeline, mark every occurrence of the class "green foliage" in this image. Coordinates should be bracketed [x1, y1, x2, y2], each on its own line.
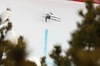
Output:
[4, 36, 27, 66]
[49, 45, 61, 66]
[0, 19, 37, 66]
[25, 60, 37, 66]
[40, 56, 47, 66]
[49, 45, 71, 66]
[66, 0, 100, 66]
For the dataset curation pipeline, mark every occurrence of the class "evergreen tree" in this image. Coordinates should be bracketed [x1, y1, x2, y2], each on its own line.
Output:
[0, 22, 13, 65]
[49, 45, 68, 66]
[66, 0, 100, 66]
[0, 14, 37, 66]
[40, 56, 47, 66]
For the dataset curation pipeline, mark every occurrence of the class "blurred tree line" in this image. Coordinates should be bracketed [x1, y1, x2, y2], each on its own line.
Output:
[49, 0, 100, 66]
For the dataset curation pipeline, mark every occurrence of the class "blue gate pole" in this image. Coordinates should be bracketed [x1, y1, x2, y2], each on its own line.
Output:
[44, 29, 48, 57]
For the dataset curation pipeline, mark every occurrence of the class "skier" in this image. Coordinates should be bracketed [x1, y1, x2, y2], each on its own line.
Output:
[45, 13, 51, 22]
[44, 12, 60, 22]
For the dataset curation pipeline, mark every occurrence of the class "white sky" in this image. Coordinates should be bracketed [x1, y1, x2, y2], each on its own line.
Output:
[0, 0, 91, 65]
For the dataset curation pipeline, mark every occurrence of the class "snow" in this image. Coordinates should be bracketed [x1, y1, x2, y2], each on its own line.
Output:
[0, 0, 90, 65]
[4, 30, 18, 45]
[27, 57, 41, 66]
[0, 8, 11, 24]
[2, 52, 6, 60]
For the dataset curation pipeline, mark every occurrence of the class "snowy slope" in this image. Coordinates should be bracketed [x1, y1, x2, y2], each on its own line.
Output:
[0, 0, 88, 65]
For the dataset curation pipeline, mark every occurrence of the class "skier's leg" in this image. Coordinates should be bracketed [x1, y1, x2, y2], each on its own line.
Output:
[45, 17, 47, 22]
